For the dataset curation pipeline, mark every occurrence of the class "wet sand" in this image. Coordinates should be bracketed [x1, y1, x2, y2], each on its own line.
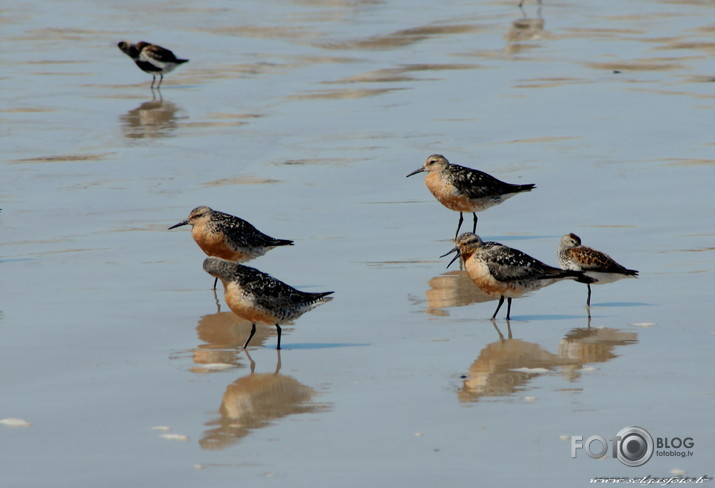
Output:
[2, 0, 714, 486]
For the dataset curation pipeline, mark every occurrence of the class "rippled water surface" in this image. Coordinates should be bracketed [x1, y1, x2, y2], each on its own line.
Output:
[2, 0, 714, 486]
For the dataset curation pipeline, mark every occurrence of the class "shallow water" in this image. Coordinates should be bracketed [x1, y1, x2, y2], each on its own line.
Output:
[2, 0, 714, 486]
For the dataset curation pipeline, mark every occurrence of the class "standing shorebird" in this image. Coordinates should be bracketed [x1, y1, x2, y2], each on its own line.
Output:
[558, 233, 638, 307]
[169, 206, 294, 289]
[406, 154, 535, 238]
[117, 41, 188, 88]
[442, 233, 594, 320]
[203, 257, 334, 349]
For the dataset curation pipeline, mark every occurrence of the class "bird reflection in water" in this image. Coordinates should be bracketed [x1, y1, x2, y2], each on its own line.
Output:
[505, 0, 546, 53]
[557, 322, 638, 382]
[458, 321, 569, 402]
[200, 350, 330, 451]
[190, 310, 278, 373]
[423, 270, 495, 316]
[458, 319, 638, 403]
[119, 89, 185, 139]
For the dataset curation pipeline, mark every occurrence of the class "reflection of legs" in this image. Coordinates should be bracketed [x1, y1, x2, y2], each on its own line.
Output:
[492, 318, 514, 340]
[244, 349, 255, 373]
[586, 284, 592, 307]
[491, 318, 505, 340]
[275, 324, 282, 350]
[274, 349, 282, 375]
[242, 323, 257, 349]
[211, 287, 221, 313]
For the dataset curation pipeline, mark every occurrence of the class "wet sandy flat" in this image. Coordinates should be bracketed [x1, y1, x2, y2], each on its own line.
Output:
[1, 0, 714, 486]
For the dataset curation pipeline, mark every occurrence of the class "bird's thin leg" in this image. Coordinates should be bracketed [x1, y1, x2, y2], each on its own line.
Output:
[212, 277, 218, 290]
[455, 212, 464, 239]
[472, 213, 478, 233]
[150, 74, 156, 88]
[275, 324, 282, 350]
[158, 73, 164, 88]
[505, 298, 513, 320]
[492, 296, 505, 319]
[586, 284, 592, 307]
[242, 323, 257, 349]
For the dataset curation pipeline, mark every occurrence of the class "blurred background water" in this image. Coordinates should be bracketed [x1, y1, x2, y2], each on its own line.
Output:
[1, 0, 714, 486]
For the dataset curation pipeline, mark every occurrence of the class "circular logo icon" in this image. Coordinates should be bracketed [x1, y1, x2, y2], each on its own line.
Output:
[616, 426, 654, 467]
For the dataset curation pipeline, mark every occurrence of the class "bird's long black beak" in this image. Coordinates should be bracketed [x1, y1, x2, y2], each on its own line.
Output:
[440, 246, 461, 269]
[406, 167, 425, 178]
[168, 219, 189, 230]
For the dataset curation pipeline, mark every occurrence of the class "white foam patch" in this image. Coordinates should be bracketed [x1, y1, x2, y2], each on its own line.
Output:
[200, 363, 234, 371]
[0, 418, 32, 427]
[160, 433, 189, 442]
[511, 367, 550, 374]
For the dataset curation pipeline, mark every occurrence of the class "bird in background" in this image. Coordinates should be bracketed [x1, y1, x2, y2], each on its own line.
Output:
[117, 41, 188, 88]
[442, 233, 594, 320]
[169, 206, 294, 289]
[558, 233, 638, 307]
[203, 257, 334, 350]
[406, 154, 535, 238]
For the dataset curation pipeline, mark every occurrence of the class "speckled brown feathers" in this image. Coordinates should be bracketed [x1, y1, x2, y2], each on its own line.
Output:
[559, 233, 638, 277]
[169, 206, 293, 263]
[442, 233, 592, 319]
[203, 257, 333, 349]
[558, 233, 638, 306]
[407, 154, 535, 237]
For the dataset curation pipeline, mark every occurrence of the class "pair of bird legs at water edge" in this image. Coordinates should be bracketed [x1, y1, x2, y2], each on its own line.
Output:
[489, 295, 597, 321]
[492, 296, 513, 321]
